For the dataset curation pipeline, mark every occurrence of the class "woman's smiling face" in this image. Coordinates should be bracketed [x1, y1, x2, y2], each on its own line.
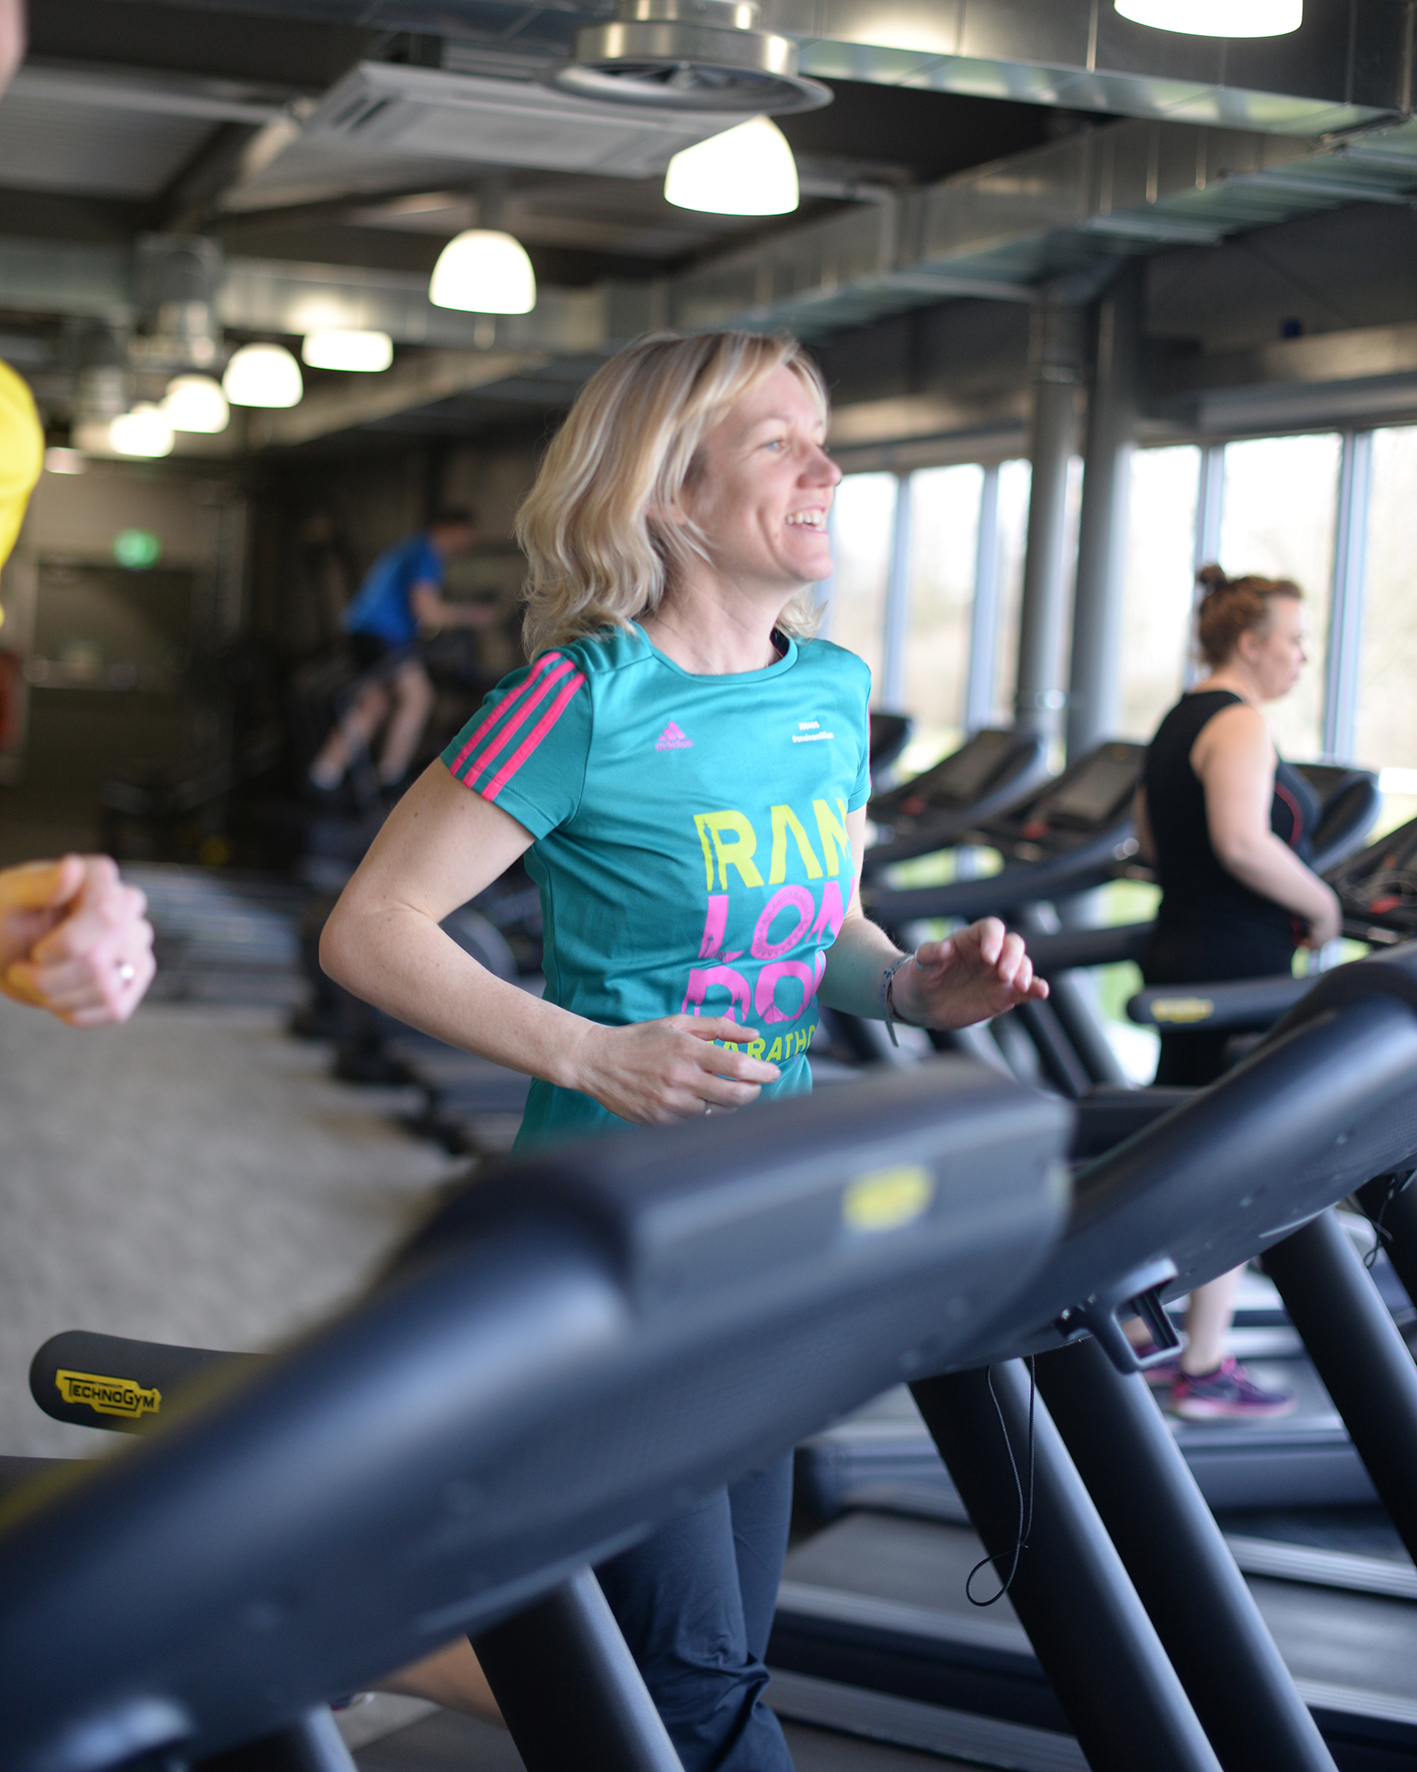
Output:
[677, 364, 840, 599]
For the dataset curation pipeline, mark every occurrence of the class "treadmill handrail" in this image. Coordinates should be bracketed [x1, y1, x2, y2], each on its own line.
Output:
[864, 828, 1131, 929]
[1022, 921, 1153, 976]
[1127, 974, 1315, 1032]
[948, 949, 1417, 1371]
[0, 1062, 1069, 1772]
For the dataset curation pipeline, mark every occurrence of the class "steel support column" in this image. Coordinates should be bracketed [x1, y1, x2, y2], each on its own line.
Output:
[1067, 263, 1142, 759]
[911, 1361, 1222, 1772]
[880, 471, 914, 710]
[1322, 429, 1373, 760]
[965, 463, 1003, 733]
[1185, 444, 1226, 688]
[1037, 1336, 1336, 1772]
[1014, 301, 1083, 741]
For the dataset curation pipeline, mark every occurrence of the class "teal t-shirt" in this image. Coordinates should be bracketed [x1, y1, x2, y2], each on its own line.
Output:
[441, 623, 872, 1147]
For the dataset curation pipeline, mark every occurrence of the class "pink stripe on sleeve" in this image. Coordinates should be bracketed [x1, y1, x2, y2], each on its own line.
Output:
[448, 652, 565, 779]
[461, 657, 577, 790]
[484, 671, 587, 801]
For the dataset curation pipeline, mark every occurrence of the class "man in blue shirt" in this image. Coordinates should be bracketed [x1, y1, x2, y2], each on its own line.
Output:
[309, 509, 494, 794]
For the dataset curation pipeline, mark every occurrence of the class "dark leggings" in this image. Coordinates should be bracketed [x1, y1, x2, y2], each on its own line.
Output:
[595, 1457, 795, 1772]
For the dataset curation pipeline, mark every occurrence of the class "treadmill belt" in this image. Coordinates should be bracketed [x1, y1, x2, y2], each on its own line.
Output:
[772, 1512, 1417, 1771]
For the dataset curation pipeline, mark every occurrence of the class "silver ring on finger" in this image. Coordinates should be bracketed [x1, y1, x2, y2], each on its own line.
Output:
[116, 962, 136, 985]
[703, 1102, 712, 1116]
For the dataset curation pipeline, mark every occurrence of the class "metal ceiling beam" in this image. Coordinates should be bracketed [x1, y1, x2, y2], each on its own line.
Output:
[246, 347, 548, 444]
[9, 60, 298, 124]
[11, 112, 1417, 356]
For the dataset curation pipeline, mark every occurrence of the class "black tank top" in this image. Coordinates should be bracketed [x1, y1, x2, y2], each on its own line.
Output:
[1142, 690, 1320, 985]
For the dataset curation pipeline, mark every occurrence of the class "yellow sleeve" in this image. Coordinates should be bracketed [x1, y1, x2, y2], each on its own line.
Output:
[0, 360, 43, 571]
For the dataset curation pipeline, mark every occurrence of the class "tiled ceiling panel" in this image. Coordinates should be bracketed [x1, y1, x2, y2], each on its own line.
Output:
[0, 94, 214, 198]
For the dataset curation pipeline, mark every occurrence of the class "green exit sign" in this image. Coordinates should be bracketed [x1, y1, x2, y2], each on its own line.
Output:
[113, 529, 162, 570]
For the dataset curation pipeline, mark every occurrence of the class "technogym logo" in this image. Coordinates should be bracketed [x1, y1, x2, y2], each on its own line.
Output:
[54, 1368, 161, 1420]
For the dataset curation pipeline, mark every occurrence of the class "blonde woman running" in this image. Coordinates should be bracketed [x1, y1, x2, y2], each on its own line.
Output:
[323, 330, 1046, 1769]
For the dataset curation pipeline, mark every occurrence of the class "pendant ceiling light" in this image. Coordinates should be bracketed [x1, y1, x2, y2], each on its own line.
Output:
[109, 404, 175, 459]
[222, 343, 303, 409]
[302, 329, 394, 372]
[1114, 0, 1300, 35]
[429, 231, 536, 315]
[665, 115, 798, 215]
[162, 374, 229, 434]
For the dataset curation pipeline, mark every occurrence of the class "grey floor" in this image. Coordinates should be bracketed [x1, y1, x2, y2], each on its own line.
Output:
[0, 991, 461, 1456]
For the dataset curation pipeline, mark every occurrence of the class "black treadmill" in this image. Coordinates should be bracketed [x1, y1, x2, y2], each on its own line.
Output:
[776, 949, 1417, 1772]
[862, 739, 1147, 932]
[0, 1064, 1070, 1772]
[1024, 760, 1382, 1016]
[862, 727, 1053, 876]
[1013, 760, 1382, 1095]
[14, 964, 1417, 1772]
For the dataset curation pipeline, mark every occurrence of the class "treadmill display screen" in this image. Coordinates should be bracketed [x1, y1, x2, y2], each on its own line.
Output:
[924, 731, 1012, 804]
[1044, 756, 1138, 828]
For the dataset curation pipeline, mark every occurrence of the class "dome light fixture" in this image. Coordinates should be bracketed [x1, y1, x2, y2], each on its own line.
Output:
[665, 115, 799, 215]
[302, 329, 394, 372]
[109, 404, 175, 459]
[1114, 0, 1300, 35]
[162, 374, 229, 434]
[429, 231, 536, 315]
[222, 343, 303, 409]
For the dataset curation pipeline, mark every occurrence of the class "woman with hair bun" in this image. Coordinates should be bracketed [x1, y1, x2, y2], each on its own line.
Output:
[1133, 563, 1340, 1421]
[321, 330, 1047, 1767]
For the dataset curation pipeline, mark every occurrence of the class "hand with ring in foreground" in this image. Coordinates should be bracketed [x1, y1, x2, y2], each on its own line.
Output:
[890, 917, 1048, 1031]
[569, 1013, 780, 1126]
[0, 855, 156, 1026]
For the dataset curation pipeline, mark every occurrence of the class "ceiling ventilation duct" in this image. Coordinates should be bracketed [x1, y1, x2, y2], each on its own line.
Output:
[545, 0, 831, 114]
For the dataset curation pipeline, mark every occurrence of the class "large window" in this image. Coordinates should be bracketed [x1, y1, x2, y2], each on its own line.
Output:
[826, 472, 896, 696]
[1218, 433, 1341, 760]
[1118, 445, 1201, 740]
[902, 464, 982, 752]
[1357, 425, 1417, 773]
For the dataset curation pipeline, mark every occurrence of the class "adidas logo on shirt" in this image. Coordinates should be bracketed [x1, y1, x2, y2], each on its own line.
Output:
[656, 721, 693, 751]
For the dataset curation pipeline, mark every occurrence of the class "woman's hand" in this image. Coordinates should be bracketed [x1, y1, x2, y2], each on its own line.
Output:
[1303, 887, 1343, 949]
[0, 855, 156, 1026]
[569, 1014, 781, 1125]
[892, 918, 1049, 1031]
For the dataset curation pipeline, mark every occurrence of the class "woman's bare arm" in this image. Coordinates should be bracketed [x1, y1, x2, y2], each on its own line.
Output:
[320, 762, 779, 1122]
[1192, 704, 1340, 945]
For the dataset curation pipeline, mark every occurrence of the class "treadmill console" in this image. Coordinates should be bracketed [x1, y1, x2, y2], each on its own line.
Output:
[986, 741, 1145, 855]
[1329, 813, 1417, 941]
[1040, 750, 1142, 832]
[873, 728, 1029, 821]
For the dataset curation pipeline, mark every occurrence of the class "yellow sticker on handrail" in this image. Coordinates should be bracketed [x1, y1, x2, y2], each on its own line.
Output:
[842, 1165, 935, 1233]
[55, 1369, 161, 1420]
[1149, 997, 1214, 1024]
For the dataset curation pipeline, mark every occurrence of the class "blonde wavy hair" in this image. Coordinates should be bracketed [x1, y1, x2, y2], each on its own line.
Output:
[517, 330, 828, 660]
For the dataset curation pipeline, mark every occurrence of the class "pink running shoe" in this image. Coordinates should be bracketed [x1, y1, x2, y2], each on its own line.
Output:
[1128, 1336, 1183, 1389]
[1169, 1357, 1296, 1421]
